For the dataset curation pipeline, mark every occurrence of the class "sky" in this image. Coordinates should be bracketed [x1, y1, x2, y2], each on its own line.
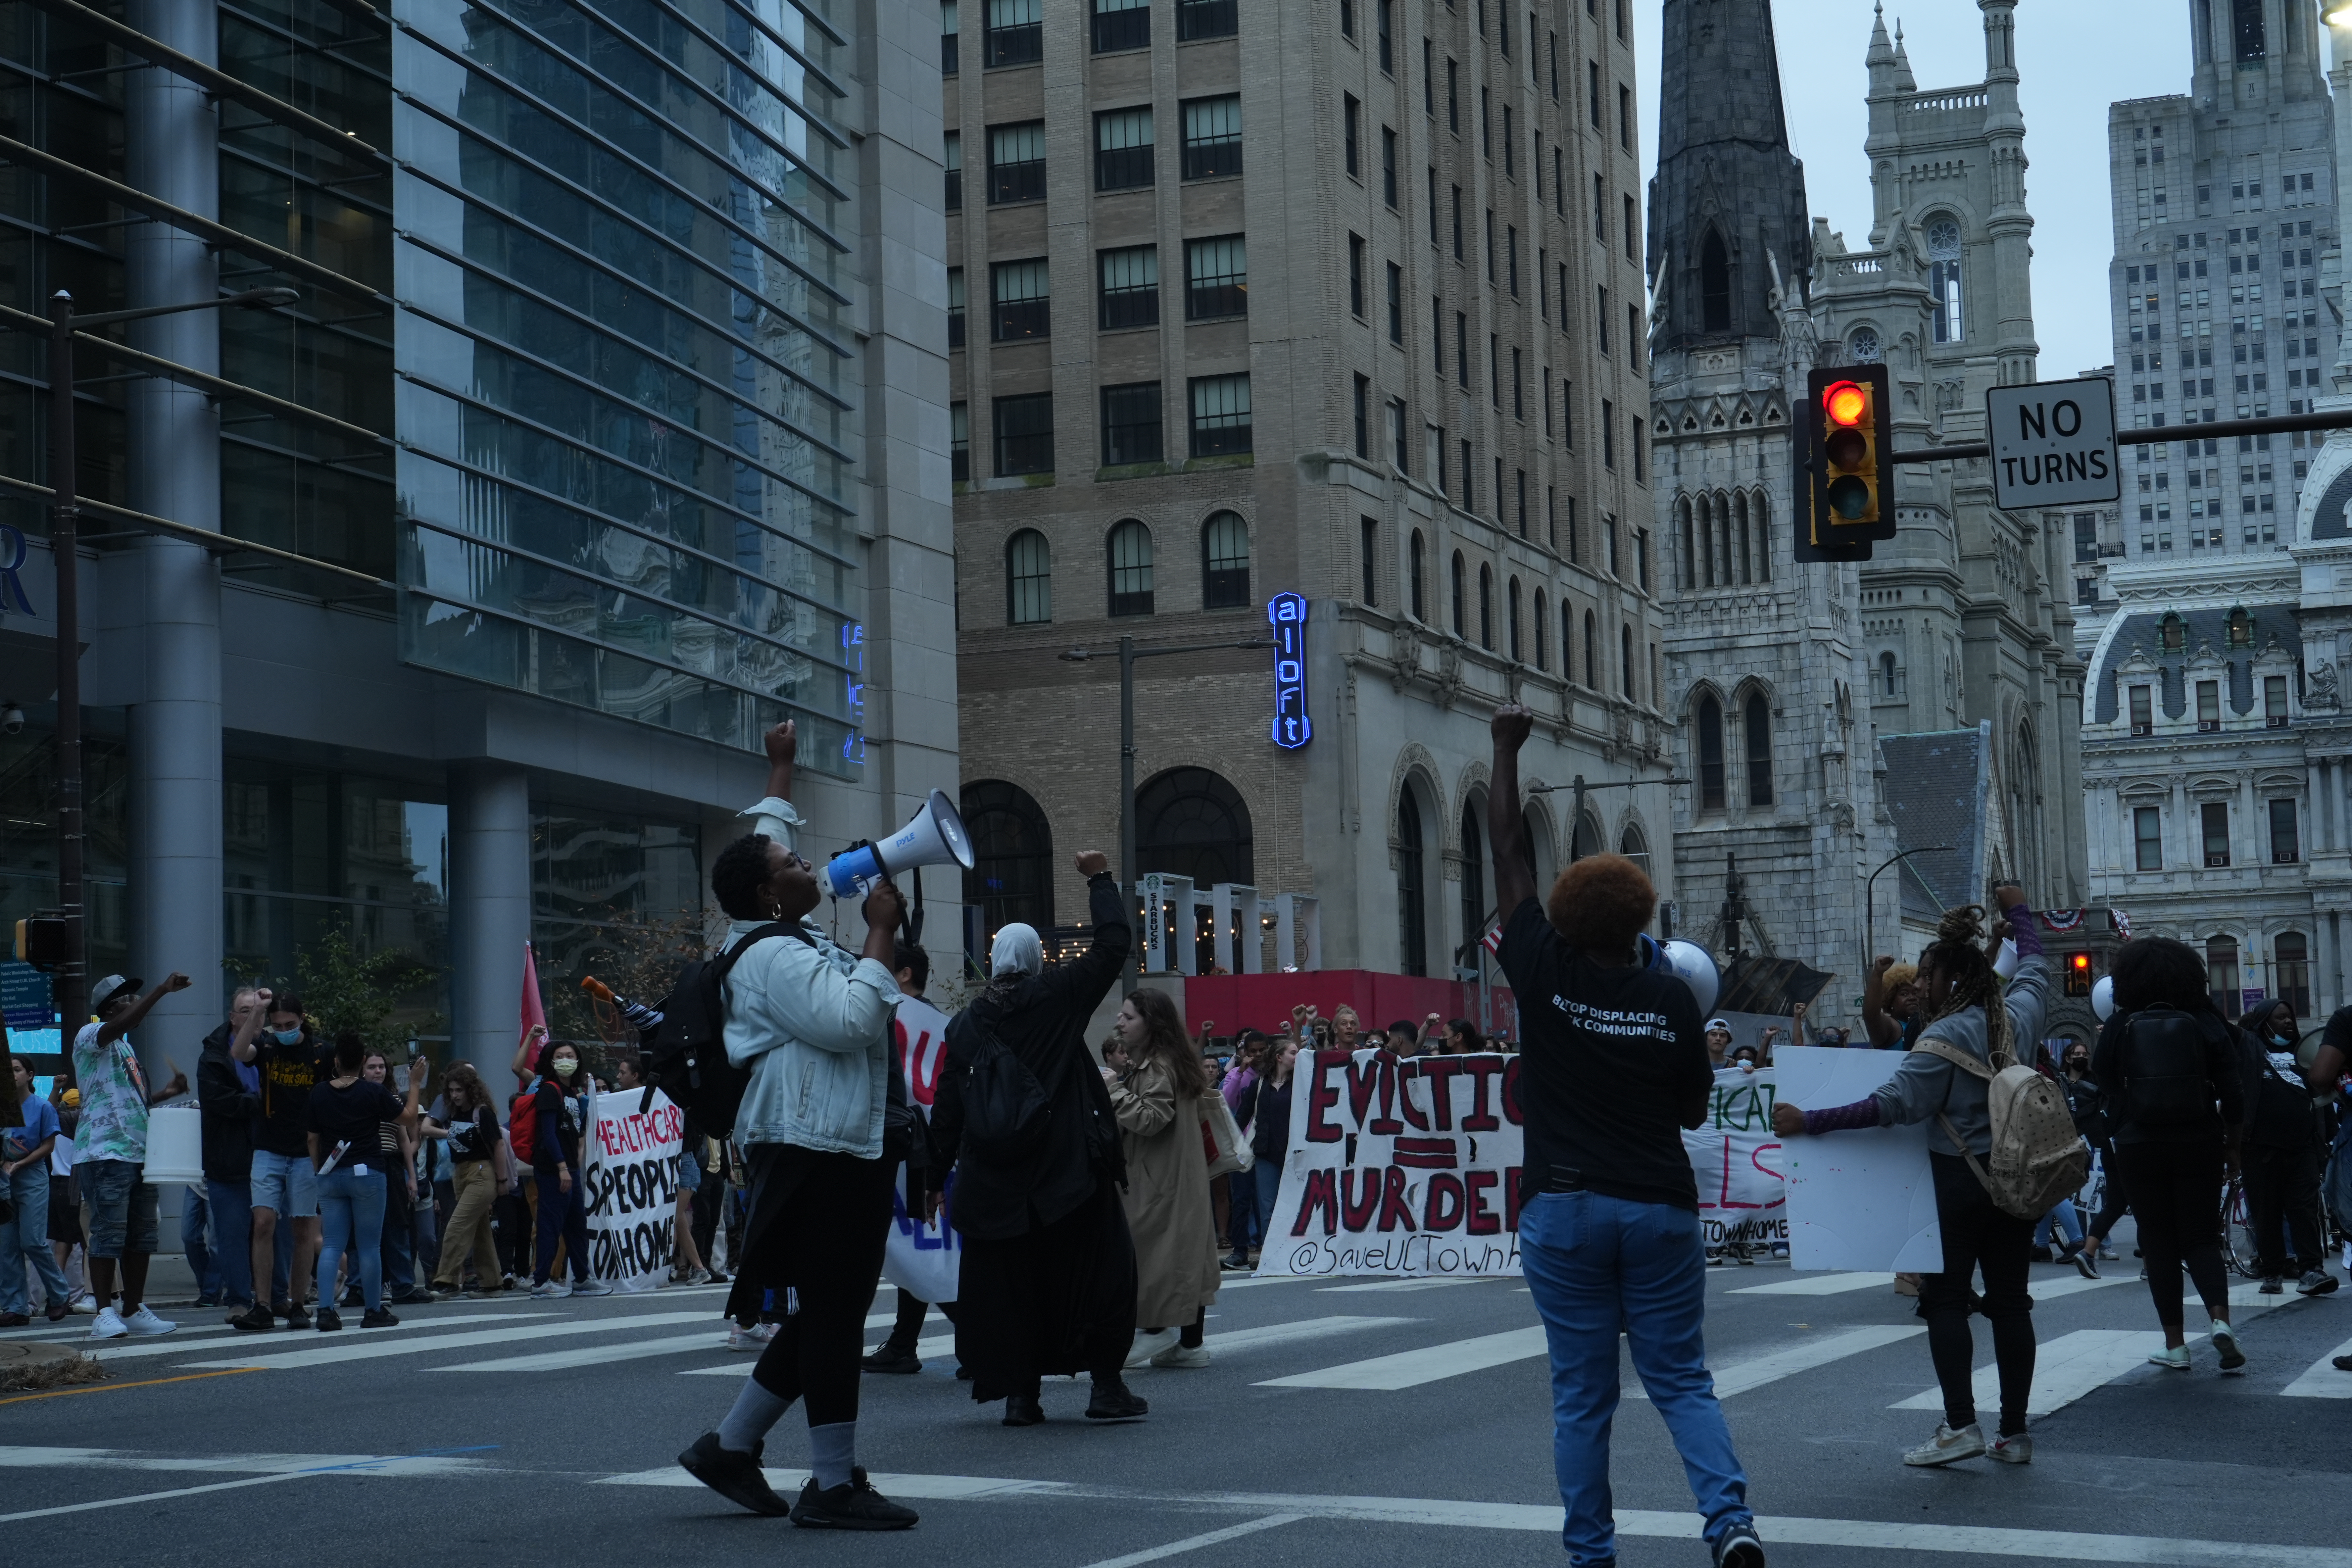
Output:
[1632, 1, 2304, 380]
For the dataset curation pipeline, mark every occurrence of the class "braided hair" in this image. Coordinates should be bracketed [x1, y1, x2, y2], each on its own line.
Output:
[1917, 904, 2014, 1068]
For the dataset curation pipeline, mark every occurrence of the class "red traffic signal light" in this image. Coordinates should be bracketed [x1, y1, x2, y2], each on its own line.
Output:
[2064, 951, 2093, 997]
[1794, 364, 1897, 561]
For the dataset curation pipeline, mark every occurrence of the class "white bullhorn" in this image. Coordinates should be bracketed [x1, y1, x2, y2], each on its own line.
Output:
[824, 789, 977, 898]
[2091, 975, 2115, 1023]
[1639, 936, 1720, 1017]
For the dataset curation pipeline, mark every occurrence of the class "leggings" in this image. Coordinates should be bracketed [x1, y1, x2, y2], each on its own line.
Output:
[2113, 1139, 2230, 1330]
[743, 1146, 895, 1427]
[1920, 1152, 2036, 1437]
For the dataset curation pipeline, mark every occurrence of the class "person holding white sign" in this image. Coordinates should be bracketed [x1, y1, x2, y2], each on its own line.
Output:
[1484, 704, 1766, 1568]
[1772, 890, 2047, 1469]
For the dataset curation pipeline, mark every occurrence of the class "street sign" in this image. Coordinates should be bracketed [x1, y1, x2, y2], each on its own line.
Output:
[1985, 377, 2119, 510]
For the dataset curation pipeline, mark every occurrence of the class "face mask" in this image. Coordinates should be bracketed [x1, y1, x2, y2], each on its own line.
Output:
[272, 1028, 303, 1046]
[552, 1058, 578, 1079]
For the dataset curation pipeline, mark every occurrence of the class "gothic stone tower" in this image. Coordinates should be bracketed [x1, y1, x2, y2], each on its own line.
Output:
[1649, 0, 1884, 990]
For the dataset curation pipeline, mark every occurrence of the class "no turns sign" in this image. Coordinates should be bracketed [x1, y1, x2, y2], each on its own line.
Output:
[1985, 378, 2120, 510]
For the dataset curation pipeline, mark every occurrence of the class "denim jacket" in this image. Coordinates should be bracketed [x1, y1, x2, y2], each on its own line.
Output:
[722, 796, 900, 1158]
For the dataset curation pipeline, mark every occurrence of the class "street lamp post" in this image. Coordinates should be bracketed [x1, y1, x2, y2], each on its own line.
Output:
[1864, 845, 1953, 972]
[41, 285, 295, 1026]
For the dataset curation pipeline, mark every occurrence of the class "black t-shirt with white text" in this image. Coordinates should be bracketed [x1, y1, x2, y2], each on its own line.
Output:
[253, 1034, 332, 1158]
[1494, 897, 1712, 1212]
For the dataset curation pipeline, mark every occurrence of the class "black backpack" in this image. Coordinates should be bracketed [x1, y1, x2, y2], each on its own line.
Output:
[952, 995, 1052, 1164]
[2118, 1004, 2212, 1132]
[640, 921, 812, 1138]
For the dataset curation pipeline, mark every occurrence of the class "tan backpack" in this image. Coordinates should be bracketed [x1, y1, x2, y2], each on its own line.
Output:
[1911, 1037, 2090, 1221]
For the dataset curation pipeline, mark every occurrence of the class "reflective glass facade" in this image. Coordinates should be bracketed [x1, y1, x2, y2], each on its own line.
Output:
[392, 0, 867, 771]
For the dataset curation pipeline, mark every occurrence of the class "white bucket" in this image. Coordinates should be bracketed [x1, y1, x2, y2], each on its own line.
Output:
[142, 1105, 204, 1186]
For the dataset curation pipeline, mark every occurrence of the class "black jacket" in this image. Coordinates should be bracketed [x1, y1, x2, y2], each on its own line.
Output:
[2091, 1005, 2246, 1145]
[196, 1023, 259, 1185]
[930, 873, 1132, 1241]
[1237, 1072, 1293, 1162]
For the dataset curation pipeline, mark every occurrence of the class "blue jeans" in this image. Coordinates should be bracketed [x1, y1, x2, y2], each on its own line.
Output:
[2033, 1198, 2084, 1252]
[1250, 1157, 1282, 1251]
[182, 1184, 224, 1301]
[204, 1178, 257, 1308]
[316, 1167, 388, 1313]
[1, 1164, 72, 1315]
[381, 1177, 416, 1298]
[1519, 1191, 1753, 1566]
[534, 1167, 589, 1285]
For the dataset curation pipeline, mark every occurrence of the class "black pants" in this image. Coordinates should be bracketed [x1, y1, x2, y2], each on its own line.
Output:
[882, 1286, 958, 1348]
[2242, 1141, 2322, 1277]
[1919, 1150, 2037, 1437]
[2113, 1139, 2230, 1329]
[733, 1145, 896, 1429]
[2086, 1142, 2129, 1242]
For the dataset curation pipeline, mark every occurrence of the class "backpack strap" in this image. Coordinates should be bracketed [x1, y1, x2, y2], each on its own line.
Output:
[1910, 1036, 1997, 1196]
[715, 920, 816, 981]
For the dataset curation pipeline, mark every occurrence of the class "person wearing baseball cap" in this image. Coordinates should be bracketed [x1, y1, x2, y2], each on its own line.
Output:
[72, 972, 192, 1339]
[1704, 1020, 1733, 1069]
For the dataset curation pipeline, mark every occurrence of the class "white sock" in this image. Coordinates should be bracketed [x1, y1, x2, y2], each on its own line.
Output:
[808, 1421, 855, 1491]
[716, 1378, 791, 1454]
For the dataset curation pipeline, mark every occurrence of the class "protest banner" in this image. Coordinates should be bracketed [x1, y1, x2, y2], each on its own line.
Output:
[1690, 1066, 1787, 1252]
[582, 1087, 685, 1291]
[883, 994, 959, 1303]
[1773, 1046, 1942, 1272]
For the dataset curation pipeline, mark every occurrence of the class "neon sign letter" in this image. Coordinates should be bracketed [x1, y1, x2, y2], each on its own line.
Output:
[1268, 591, 1312, 748]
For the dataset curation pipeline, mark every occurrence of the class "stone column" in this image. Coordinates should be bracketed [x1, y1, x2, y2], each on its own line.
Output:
[447, 762, 532, 1087]
[121, 0, 224, 1069]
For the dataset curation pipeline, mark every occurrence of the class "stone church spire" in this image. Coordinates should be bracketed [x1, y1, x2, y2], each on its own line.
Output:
[1645, 0, 1813, 357]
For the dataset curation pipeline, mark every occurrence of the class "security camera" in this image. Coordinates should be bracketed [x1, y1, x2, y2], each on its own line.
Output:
[0, 702, 21, 736]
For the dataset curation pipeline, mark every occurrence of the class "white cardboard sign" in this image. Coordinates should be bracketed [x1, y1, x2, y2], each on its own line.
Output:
[1770, 1047, 1943, 1272]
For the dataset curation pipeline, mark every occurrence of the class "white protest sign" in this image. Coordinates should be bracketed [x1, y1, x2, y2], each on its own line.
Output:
[1986, 377, 2120, 510]
[583, 1087, 686, 1292]
[1688, 1067, 1786, 1251]
[1258, 1049, 1524, 1278]
[882, 995, 959, 1303]
[1772, 1046, 1942, 1272]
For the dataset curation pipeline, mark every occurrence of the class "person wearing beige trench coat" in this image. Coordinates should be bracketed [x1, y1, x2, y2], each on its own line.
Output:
[1105, 989, 1221, 1369]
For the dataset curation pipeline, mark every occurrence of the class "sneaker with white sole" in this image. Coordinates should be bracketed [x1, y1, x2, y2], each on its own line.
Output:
[88, 1306, 128, 1340]
[1123, 1327, 1180, 1368]
[1149, 1341, 1213, 1369]
[1987, 1432, 2032, 1466]
[1711, 1521, 1766, 1568]
[68, 1293, 98, 1315]
[2210, 1321, 2245, 1372]
[1902, 1422, 1986, 1467]
[726, 1322, 777, 1352]
[571, 1279, 613, 1298]
[529, 1279, 572, 1299]
[121, 1305, 176, 1336]
[2147, 1343, 2191, 1371]
[2297, 1269, 2339, 1297]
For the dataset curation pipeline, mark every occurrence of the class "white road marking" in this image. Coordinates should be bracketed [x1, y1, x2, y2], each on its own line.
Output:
[1892, 1328, 2202, 1418]
[2280, 1336, 2352, 1399]
[1075, 1513, 1306, 1567]
[86, 1313, 550, 1364]
[598, 1464, 1074, 1499]
[1213, 1275, 1317, 1289]
[1254, 1325, 1548, 1390]
[1317, 1277, 1494, 1293]
[177, 1309, 721, 1372]
[436, 1311, 897, 1372]
[0, 1450, 497, 1522]
[2026, 1274, 2141, 1302]
[0, 1447, 490, 1477]
[1624, 1326, 1924, 1401]
[1730, 1272, 1896, 1296]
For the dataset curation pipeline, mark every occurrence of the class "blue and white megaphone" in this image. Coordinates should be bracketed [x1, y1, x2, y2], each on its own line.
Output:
[1637, 934, 1721, 1018]
[823, 789, 977, 899]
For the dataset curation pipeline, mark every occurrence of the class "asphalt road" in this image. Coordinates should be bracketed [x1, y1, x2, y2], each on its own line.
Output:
[3, 1246, 2347, 1568]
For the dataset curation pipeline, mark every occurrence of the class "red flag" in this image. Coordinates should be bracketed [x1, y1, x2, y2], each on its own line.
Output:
[519, 941, 548, 1066]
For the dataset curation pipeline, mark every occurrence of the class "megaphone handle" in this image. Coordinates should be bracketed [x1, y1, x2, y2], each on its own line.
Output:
[905, 865, 926, 946]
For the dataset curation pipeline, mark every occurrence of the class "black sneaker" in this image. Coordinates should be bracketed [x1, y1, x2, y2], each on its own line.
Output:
[315, 1307, 344, 1333]
[1712, 1521, 1767, 1568]
[2297, 1270, 2340, 1297]
[861, 1342, 922, 1375]
[791, 1467, 918, 1530]
[342, 1286, 363, 1308]
[2260, 1276, 2284, 1295]
[1002, 1392, 1045, 1426]
[2333, 1354, 2352, 1371]
[280, 1301, 312, 1330]
[361, 1308, 400, 1329]
[1085, 1375, 1149, 1421]
[229, 1304, 276, 1333]
[676, 1432, 790, 1517]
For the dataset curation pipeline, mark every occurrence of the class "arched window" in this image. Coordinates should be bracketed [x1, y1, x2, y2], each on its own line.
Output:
[1107, 519, 1154, 616]
[2276, 931, 2311, 1017]
[1752, 493, 1772, 581]
[2226, 607, 2254, 648]
[1409, 529, 1426, 620]
[1460, 800, 1487, 966]
[2205, 935, 2241, 1016]
[1700, 227, 1731, 333]
[1202, 510, 1251, 608]
[1006, 528, 1052, 624]
[1697, 693, 1725, 809]
[1880, 650, 1898, 696]
[1618, 824, 1650, 880]
[1478, 564, 1495, 650]
[1621, 623, 1634, 698]
[1572, 810, 1602, 861]
[1450, 551, 1467, 638]
[1533, 592, 1549, 671]
[1584, 611, 1597, 687]
[1744, 692, 1773, 807]
[1734, 492, 1752, 584]
[961, 779, 1054, 937]
[1676, 495, 1694, 590]
[1927, 217, 1963, 343]
[1136, 766, 1253, 887]
[1507, 577, 1523, 662]
[1697, 494, 1716, 586]
[2160, 612, 2186, 652]
[1397, 788, 1428, 976]
[1715, 492, 1732, 588]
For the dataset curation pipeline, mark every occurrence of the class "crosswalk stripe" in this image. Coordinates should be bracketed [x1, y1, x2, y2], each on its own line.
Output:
[1318, 1278, 1492, 1293]
[442, 1310, 901, 1372]
[0, 1446, 492, 1477]
[1892, 1328, 2199, 1417]
[2022, 1274, 2138, 1302]
[2280, 1336, 2352, 1399]
[597, 1463, 1073, 1498]
[87, 1312, 551, 1365]
[1254, 1325, 1548, 1390]
[1730, 1272, 1895, 1296]
[1624, 1325, 1924, 1402]
[178, 1309, 722, 1373]
[1215, 1275, 1316, 1290]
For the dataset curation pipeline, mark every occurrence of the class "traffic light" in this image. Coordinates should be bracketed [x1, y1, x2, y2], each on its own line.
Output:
[2064, 951, 2093, 997]
[1793, 363, 1897, 562]
[14, 914, 66, 970]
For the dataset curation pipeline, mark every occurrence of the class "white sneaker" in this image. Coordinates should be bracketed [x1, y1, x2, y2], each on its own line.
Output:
[529, 1279, 572, 1299]
[88, 1306, 128, 1340]
[726, 1322, 775, 1352]
[2147, 1343, 2191, 1371]
[1149, 1341, 1212, 1369]
[1123, 1327, 1180, 1368]
[122, 1306, 177, 1337]
[571, 1279, 613, 1298]
[68, 1292, 98, 1315]
[1902, 1422, 1986, 1467]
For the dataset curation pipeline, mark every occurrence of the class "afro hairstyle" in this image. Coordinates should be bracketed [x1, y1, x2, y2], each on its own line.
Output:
[1544, 853, 1656, 953]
